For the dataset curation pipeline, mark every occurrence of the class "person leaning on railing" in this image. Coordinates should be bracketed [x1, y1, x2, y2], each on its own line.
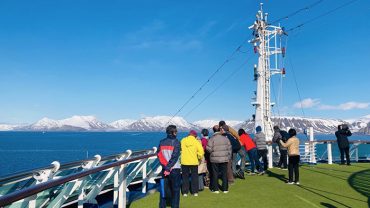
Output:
[279, 128, 300, 185]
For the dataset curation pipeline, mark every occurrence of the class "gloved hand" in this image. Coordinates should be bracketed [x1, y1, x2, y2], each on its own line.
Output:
[164, 170, 170, 176]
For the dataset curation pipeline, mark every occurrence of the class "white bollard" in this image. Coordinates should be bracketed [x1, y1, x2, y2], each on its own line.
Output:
[327, 143, 333, 164]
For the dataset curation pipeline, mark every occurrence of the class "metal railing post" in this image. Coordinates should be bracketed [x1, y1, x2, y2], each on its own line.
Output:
[113, 150, 131, 207]
[309, 127, 316, 164]
[327, 143, 333, 164]
[268, 144, 273, 169]
[355, 144, 359, 162]
[142, 161, 147, 194]
[28, 161, 60, 208]
[118, 164, 127, 208]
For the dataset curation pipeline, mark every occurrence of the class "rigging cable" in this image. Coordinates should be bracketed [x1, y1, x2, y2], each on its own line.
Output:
[166, 38, 250, 125]
[287, 0, 360, 32]
[270, 0, 325, 24]
[183, 54, 253, 119]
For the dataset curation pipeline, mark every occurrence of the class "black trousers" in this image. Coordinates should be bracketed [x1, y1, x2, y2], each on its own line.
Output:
[278, 149, 288, 168]
[211, 162, 228, 192]
[181, 165, 199, 194]
[339, 147, 350, 165]
[257, 149, 268, 171]
[288, 155, 300, 183]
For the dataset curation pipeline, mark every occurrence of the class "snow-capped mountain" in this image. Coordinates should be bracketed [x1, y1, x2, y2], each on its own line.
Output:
[127, 116, 197, 132]
[0, 124, 17, 131]
[3, 115, 370, 134]
[59, 116, 111, 130]
[28, 117, 60, 130]
[110, 119, 137, 130]
[19, 116, 111, 131]
[193, 120, 243, 130]
[239, 117, 346, 134]
[346, 115, 370, 132]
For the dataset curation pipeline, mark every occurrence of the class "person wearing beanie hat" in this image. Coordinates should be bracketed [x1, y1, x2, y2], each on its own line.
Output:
[189, 130, 197, 137]
[180, 130, 204, 196]
[253, 126, 268, 173]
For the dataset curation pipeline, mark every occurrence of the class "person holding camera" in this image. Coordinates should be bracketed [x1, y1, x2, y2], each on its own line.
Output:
[273, 126, 289, 169]
[279, 128, 300, 185]
[335, 124, 352, 165]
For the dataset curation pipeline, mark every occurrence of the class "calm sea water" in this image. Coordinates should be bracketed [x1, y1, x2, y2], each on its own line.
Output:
[0, 131, 369, 177]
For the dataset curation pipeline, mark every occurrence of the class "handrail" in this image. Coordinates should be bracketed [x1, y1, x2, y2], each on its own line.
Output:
[0, 149, 151, 184]
[0, 152, 157, 207]
[267, 140, 370, 144]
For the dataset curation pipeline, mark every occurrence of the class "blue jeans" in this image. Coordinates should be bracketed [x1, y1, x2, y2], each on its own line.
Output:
[247, 148, 262, 173]
[159, 169, 181, 208]
[232, 147, 246, 173]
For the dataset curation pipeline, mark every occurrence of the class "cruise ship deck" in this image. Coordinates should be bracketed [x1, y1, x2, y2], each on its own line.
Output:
[131, 163, 370, 208]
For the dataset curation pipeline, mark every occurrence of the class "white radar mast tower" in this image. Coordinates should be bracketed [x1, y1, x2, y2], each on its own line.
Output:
[249, 3, 286, 141]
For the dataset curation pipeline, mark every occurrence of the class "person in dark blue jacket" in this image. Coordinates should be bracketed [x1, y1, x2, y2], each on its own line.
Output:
[335, 124, 352, 165]
[157, 125, 181, 208]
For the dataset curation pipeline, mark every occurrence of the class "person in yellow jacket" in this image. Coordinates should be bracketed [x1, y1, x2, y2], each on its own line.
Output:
[181, 130, 204, 196]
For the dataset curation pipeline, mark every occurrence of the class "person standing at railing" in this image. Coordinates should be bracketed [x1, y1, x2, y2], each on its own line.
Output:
[335, 124, 352, 166]
[279, 128, 300, 185]
[272, 126, 288, 169]
[200, 129, 211, 189]
[219, 121, 246, 177]
[222, 125, 242, 183]
[238, 128, 262, 175]
[180, 130, 204, 197]
[157, 125, 181, 208]
[206, 125, 231, 194]
[254, 126, 268, 174]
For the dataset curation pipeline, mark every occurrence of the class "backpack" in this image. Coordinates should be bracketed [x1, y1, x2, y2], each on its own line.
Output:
[226, 133, 241, 153]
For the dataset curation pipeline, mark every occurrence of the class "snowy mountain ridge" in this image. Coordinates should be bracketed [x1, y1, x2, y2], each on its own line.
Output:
[1, 115, 369, 134]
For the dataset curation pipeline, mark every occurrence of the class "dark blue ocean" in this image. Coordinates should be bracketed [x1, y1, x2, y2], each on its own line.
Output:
[0, 131, 369, 177]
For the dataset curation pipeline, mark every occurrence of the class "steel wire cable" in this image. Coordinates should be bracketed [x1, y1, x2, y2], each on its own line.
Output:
[183, 54, 253, 119]
[270, 0, 325, 24]
[287, 0, 360, 32]
[165, 38, 250, 125]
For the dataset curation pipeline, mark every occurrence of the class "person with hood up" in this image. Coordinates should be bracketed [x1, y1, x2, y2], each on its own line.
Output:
[180, 130, 204, 196]
[253, 126, 268, 173]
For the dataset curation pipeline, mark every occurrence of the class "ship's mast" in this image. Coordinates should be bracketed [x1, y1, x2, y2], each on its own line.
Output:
[249, 3, 285, 141]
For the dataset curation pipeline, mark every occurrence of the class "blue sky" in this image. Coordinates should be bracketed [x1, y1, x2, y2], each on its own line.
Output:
[0, 0, 369, 124]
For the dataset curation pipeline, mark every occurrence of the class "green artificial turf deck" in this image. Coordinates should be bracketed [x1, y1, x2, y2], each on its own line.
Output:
[130, 164, 370, 208]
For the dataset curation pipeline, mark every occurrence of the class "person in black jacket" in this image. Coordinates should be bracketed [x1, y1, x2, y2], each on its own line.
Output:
[335, 124, 352, 165]
[222, 125, 242, 183]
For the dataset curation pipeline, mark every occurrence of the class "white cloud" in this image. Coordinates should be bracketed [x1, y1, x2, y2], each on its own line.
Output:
[293, 98, 320, 109]
[319, 102, 370, 110]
